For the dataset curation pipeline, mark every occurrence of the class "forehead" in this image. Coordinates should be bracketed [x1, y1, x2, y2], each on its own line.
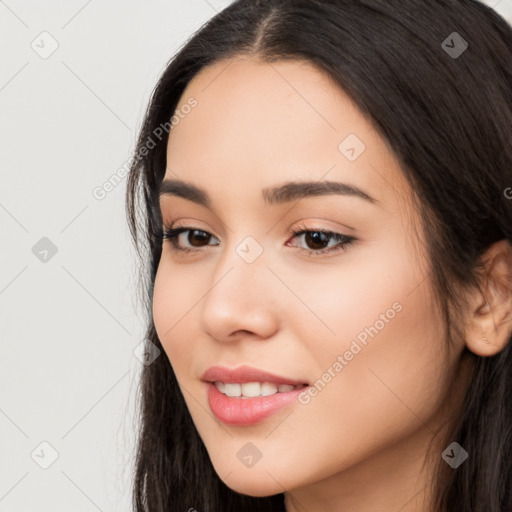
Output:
[164, 56, 410, 211]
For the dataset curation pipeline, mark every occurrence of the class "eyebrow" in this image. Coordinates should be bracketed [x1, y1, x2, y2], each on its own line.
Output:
[157, 178, 379, 208]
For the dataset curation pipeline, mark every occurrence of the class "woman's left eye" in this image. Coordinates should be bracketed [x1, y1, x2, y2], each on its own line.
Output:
[287, 227, 356, 256]
[161, 224, 356, 257]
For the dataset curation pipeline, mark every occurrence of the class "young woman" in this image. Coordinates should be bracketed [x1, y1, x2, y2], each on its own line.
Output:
[125, 1, 512, 510]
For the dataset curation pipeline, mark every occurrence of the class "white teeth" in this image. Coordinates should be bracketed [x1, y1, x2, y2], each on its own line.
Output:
[260, 382, 278, 396]
[241, 382, 261, 397]
[214, 381, 301, 398]
[224, 383, 241, 397]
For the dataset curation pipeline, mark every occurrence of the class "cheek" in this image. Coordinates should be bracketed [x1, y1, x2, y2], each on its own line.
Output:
[303, 281, 449, 465]
[286, 248, 451, 465]
[152, 261, 194, 362]
[307, 239, 449, 415]
[280, 235, 435, 367]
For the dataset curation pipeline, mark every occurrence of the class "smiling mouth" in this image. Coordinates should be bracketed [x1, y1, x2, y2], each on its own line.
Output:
[213, 381, 307, 398]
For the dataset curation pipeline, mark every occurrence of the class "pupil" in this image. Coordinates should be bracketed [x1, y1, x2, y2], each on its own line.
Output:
[189, 230, 209, 247]
[306, 232, 328, 249]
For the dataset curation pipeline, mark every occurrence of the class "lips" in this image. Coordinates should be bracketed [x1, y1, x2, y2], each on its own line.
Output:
[206, 383, 307, 425]
[201, 365, 309, 386]
[201, 365, 309, 425]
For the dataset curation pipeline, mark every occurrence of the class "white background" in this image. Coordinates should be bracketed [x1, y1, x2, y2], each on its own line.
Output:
[1, 1, 511, 511]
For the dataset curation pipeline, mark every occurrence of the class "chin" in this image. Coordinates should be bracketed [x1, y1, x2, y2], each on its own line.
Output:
[216, 465, 289, 497]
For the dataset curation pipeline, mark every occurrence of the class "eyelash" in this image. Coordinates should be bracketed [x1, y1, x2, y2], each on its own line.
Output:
[160, 222, 356, 258]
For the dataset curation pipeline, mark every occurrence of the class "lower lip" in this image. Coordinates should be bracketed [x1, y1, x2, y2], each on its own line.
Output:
[206, 382, 307, 425]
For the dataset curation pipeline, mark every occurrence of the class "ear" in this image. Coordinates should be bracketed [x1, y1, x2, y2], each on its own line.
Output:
[464, 239, 512, 357]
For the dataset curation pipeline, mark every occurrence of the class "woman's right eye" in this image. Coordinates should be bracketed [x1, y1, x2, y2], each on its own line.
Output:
[161, 226, 220, 254]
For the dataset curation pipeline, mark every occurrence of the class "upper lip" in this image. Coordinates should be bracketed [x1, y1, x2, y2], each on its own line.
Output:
[201, 365, 308, 386]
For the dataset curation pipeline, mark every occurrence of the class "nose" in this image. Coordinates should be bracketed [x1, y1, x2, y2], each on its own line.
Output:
[199, 244, 280, 343]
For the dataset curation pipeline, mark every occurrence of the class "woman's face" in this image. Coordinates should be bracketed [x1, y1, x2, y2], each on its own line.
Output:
[152, 56, 469, 502]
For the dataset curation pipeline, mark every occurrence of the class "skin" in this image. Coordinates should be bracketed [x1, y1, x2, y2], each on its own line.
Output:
[152, 56, 512, 511]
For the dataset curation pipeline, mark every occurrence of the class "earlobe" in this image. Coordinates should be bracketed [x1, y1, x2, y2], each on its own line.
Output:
[465, 323, 507, 358]
[465, 302, 512, 357]
[464, 240, 512, 358]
